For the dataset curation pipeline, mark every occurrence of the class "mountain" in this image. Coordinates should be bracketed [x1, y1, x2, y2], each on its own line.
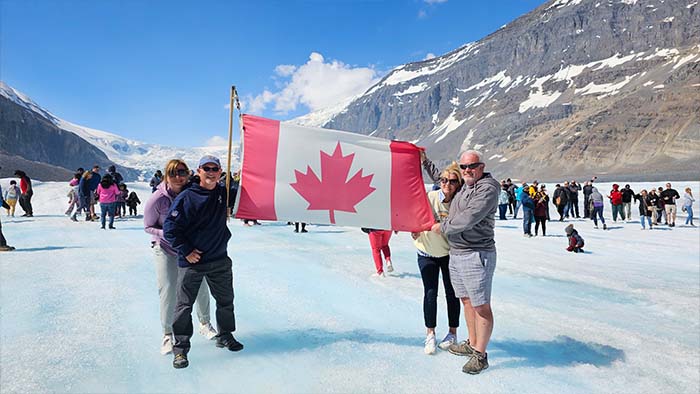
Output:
[305, 0, 700, 181]
[0, 82, 238, 181]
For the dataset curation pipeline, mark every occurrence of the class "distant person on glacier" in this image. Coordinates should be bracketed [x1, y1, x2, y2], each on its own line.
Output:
[13, 170, 33, 217]
[682, 187, 695, 227]
[107, 165, 124, 186]
[660, 183, 680, 227]
[88, 165, 102, 220]
[589, 187, 607, 230]
[431, 150, 499, 374]
[4, 180, 20, 217]
[164, 155, 243, 369]
[0, 168, 16, 251]
[144, 159, 217, 357]
[150, 170, 163, 193]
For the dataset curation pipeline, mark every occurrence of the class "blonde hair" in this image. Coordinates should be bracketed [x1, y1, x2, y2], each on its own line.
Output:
[164, 159, 190, 185]
[686, 187, 693, 195]
[440, 162, 464, 186]
[81, 170, 92, 180]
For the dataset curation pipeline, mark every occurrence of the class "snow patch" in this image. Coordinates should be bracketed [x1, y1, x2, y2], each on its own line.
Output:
[519, 89, 562, 113]
[662, 16, 675, 23]
[653, 84, 665, 89]
[392, 83, 429, 97]
[546, 0, 583, 10]
[433, 110, 467, 143]
[575, 74, 637, 98]
[673, 54, 700, 70]
[687, 1, 697, 8]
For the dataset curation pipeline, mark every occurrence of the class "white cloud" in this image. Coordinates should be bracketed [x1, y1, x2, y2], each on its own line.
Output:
[417, 9, 427, 18]
[424, 0, 448, 4]
[243, 52, 380, 116]
[204, 135, 228, 147]
[424, 53, 436, 60]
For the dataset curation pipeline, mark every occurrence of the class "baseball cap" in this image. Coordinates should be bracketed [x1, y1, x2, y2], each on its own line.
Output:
[198, 155, 221, 168]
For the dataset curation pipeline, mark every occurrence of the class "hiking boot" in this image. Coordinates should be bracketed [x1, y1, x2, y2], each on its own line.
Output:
[462, 351, 489, 374]
[199, 322, 218, 340]
[216, 334, 244, 352]
[386, 259, 394, 273]
[160, 334, 173, 355]
[0, 245, 15, 252]
[448, 340, 476, 357]
[424, 333, 436, 355]
[108, 225, 116, 229]
[438, 332, 457, 351]
[173, 353, 189, 369]
[603, 224, 607, 230]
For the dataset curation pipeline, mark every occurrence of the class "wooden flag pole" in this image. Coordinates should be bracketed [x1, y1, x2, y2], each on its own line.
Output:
[225, 86, 235, 219]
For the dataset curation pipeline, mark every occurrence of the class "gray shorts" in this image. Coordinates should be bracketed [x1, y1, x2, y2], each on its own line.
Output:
[449, 250, 497, 306]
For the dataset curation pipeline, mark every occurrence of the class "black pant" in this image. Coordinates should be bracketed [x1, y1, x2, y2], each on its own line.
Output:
[0, 218, 7, 246]
[172, 257, 236, 355]
[557, 203, 566, 220]
[128, 205, 137, 215]
[417, 254, 460, 328]
[534, 216, 547, 235]
[19, 191, 33, 215]
[583, 195, 591, 218]
[570, 199, 580, 217]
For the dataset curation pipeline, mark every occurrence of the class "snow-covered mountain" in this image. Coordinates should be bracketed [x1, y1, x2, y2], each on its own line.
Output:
[0, 81, 239, 180]
[304, 0, 700, 181]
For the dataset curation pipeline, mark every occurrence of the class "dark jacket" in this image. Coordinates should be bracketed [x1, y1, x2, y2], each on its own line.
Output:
[88, 171, 101, 192]
[553, 186, 570, 205]
[521, 193, 535, 211]
[660, 188, 680, 205]
[108, 170, 124, 186]
[634, 193, 653, 216]
[621, 187, 635, 203]
[78, 177, 92, 197]
[127, 191, 141, 207]
[568, 183, 581, 201]
[163, 183, 232, 267]
[566, 230, 585, 252]
[582, 184, 594, 197]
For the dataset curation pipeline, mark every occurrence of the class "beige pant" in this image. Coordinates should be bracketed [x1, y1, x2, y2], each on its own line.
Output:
[5, 199, 17, 216]
[665, 205, 677, 224]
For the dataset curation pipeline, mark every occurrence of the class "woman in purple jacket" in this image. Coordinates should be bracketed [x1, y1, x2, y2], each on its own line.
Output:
[144, 159, 217, 355]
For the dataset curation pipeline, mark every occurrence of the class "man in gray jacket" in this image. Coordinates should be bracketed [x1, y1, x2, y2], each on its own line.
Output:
[431, 150, 499, 374]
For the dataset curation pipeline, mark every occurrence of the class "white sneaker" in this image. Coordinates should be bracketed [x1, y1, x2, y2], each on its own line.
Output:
[438, 332, 457, 351]
[160, 334, 173, 355]
[385, 259, 394, 273]
[199, 322, 217, 340]
[371, 272, 385, 278]
[424, 333, 437, 355]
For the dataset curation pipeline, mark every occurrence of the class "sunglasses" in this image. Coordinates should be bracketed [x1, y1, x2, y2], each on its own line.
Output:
[459, 162, 483, 170]
[439, 177, 460, 185]
[201, 166, 220, 173]
[171, 169, 189, 177]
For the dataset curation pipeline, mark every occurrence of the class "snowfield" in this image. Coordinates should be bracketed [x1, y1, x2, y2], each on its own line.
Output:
[1, 180, 698, 393]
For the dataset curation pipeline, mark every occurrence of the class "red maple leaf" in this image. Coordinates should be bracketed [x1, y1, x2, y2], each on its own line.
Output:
[290, 142, 376, 224]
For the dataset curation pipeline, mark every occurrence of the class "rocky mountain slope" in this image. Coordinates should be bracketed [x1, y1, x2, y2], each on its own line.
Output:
[320, 0, 700, 181]
[0, 82, 238, 181]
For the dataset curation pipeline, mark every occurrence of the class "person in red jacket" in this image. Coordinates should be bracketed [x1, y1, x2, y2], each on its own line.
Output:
[608, 184, 625, 222]
[13, 170, 33, 217]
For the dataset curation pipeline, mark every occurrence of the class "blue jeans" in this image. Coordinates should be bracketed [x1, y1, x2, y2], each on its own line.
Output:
[498, 204, 508, 220]
[514, 200, 521, 219]
[686, 206, 694, 225]
[591, 206, 605, 226]
[523, 210, 533, 234]
[640, 215, 652, 229]
[100, 202, 116, 228]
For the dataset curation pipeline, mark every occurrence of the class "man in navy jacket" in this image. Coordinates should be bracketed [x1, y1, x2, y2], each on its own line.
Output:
[164, 155, 243, 369]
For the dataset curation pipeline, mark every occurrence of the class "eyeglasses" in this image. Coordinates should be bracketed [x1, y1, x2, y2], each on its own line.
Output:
[201, 166, 220, 173]
[171, 169, 189, 177]
[440, 177, 460, 185]
[459, 162, 483, 170]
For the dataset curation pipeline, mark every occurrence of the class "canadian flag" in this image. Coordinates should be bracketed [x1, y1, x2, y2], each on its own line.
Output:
[234, 115, 434, 232]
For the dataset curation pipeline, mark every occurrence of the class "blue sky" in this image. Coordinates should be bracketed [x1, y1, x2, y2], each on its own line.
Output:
[1, 0, 544, 146]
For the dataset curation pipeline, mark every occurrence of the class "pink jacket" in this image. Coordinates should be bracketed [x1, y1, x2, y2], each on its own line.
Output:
[97, 184, 120, 203]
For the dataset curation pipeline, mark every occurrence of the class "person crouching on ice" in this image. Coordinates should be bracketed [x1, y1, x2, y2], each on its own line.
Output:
[565, 224, 585, 253]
